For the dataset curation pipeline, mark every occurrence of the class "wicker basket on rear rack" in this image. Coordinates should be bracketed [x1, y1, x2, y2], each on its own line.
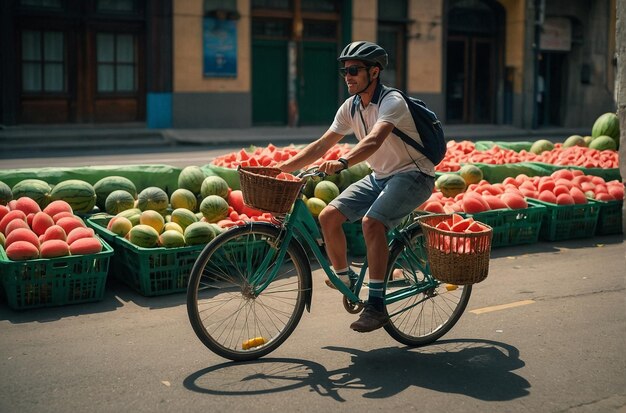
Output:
[418, 214, 493, 285]
[237, 166, 304, 214]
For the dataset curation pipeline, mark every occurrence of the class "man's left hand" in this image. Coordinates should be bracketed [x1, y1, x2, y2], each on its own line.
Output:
[318, 160, 344, 175]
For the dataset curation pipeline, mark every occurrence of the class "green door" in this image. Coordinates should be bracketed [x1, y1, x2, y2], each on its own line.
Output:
[299, 42, 338, 125]
[252, 39, 288, 125]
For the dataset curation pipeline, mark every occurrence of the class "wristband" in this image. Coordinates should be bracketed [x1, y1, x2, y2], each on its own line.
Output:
[337, 157, 349, 170]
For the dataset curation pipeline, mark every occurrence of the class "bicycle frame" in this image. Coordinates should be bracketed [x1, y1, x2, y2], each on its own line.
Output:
[247, 198, 361, 303]
[249, 196, 441, 311]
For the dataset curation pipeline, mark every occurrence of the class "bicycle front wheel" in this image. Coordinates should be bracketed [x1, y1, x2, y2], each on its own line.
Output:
[383, 226, 472, 347]
[187, 223, 310, 362]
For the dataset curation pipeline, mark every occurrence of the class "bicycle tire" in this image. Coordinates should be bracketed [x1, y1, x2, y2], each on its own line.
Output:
[383, 226, 472, 346]
[187, 223, 311, 362]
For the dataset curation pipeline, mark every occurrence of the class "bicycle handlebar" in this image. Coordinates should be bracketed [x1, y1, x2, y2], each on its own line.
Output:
[296, 166, 326, 180]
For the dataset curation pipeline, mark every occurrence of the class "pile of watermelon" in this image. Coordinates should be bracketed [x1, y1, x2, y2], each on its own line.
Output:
[436, 140, 619, 172]
[212, 143, 300, 168]
[100, 171, 280, 249]
[436, 111, 620, 172]
[422, 168, 623, 215]
[0, 198, 103, 261]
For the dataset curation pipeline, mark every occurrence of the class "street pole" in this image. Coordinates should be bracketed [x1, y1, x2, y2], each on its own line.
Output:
[532, 0, 544, 130]
[616, 0, 626, 232]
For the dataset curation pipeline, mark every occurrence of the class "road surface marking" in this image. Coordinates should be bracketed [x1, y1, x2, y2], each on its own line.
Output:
[469, 299, 535, 315]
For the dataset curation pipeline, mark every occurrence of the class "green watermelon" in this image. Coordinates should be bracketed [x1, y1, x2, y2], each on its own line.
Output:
[128, 224, 159, 248]
[170, 208, 198, 231]
[0, 181, 12, 205]
[170, 188, 198, 211]
[201, 176, 229, 199]
[93, 176, 137, 210]
[12, 179, 52, 208]
[137, 187, 169, 213]
[436, 173, 466, 197]
[563, 135, 586, 148]
[184, 221, 215, 245]
[200, 195, 229, 223]
[50, 180, 96, 213]
[159, 230, 186, 248]
[589, 135, 617, 151]
[591, 112, 619, 140]
[116, 208, 142, 226]
[178, 166, 206, 195]
[346, 162, 371, 183]
[105, 190, 136, 215]
[529, 139, 554, 154]
[314, 181, 340, 203]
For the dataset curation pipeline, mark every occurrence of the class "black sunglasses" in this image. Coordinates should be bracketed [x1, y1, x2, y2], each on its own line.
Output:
[339, 65, 369, 77]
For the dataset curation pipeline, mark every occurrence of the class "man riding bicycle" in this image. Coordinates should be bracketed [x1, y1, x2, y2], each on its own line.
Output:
[278, 41, 435, 333]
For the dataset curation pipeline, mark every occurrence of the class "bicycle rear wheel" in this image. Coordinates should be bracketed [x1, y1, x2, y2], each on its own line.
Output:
[187, 223, 310, 361]
[383, 226, 472, 346]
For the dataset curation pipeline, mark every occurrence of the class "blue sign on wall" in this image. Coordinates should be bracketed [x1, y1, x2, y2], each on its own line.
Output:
[203, 17, 237, 77]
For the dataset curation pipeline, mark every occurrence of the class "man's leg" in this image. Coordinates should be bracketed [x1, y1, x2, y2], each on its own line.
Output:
[349, 215, 389, 332]
[318, 206, 358, 288]
[318, 205, 348, 270]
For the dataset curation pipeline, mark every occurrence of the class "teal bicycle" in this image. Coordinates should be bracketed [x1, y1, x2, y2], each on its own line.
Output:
[187, 167, 473, 362]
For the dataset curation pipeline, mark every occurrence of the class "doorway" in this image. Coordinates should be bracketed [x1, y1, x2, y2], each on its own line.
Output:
[17, 1, 146, 124]
[251, 0, 341, 126]
[446, 35, 495, 123]
[445, 0, 503, 124]
[537, 52, 566, 126]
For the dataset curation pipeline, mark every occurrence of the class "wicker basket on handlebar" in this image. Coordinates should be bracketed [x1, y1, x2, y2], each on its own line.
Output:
[237, 166, 305, 214]
[418, 214, 493, 285]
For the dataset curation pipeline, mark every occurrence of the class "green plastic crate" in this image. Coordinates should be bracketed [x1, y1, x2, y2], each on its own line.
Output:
[343, 221, 366, 256]
[505, 203, 546, 245]
[531, 199, 600, 241]
[460, 210, 510, 248]
[0, 239, 113, 310]
[462, 203, 546, 248]
[592, 199, 623, 235]
[87, 216, 267, 297]
[87, 216, 205, 296]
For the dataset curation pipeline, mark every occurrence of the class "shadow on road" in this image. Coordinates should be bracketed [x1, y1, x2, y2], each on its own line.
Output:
[182, 338, 529, 402]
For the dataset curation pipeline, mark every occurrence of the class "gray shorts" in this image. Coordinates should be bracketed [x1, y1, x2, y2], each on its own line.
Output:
[329, 170, 435, 229]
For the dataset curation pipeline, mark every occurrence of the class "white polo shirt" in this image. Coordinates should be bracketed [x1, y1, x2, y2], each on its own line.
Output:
[329, 85, 436, 179]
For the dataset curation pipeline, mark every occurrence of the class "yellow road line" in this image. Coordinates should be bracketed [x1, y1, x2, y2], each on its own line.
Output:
[469, 299, 535, 315]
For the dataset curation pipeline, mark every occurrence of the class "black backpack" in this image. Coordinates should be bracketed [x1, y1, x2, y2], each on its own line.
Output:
[352, 85, 447, 165]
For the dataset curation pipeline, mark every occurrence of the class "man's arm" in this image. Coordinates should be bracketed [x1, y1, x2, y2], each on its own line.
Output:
[277, 129, 344, 173]
[318, 121, 395, 175]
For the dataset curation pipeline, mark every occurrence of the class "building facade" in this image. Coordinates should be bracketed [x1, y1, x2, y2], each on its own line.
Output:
[0, 0, 617, 130]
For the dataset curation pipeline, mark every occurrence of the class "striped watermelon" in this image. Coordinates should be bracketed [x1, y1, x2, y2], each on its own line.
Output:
[105, 190, 136, 215]
[50, 180, 97, 213]
[12, 179, 52, 208]
[0, 181, 12, 205]
[128, 224, 159, 248]
[158, 230, 186, 248]
[93, 176, 137, 210]
[178, 166, 206, 195]
[170, 208, 198, 231]
[200, 176, 229, 199]
[200, 195, 229, 223]
[116, 208, 142, 226]
[591, 112, 619, 139]
[436, 173, 467, 197]
[183, 221, 215, 245]
[137, 187, 169, 213]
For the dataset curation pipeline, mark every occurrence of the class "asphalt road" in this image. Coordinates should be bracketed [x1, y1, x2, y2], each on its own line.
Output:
[0, 235, 624, 413]
[1, 146, 625, 413]
[0, 145, 237, 170]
